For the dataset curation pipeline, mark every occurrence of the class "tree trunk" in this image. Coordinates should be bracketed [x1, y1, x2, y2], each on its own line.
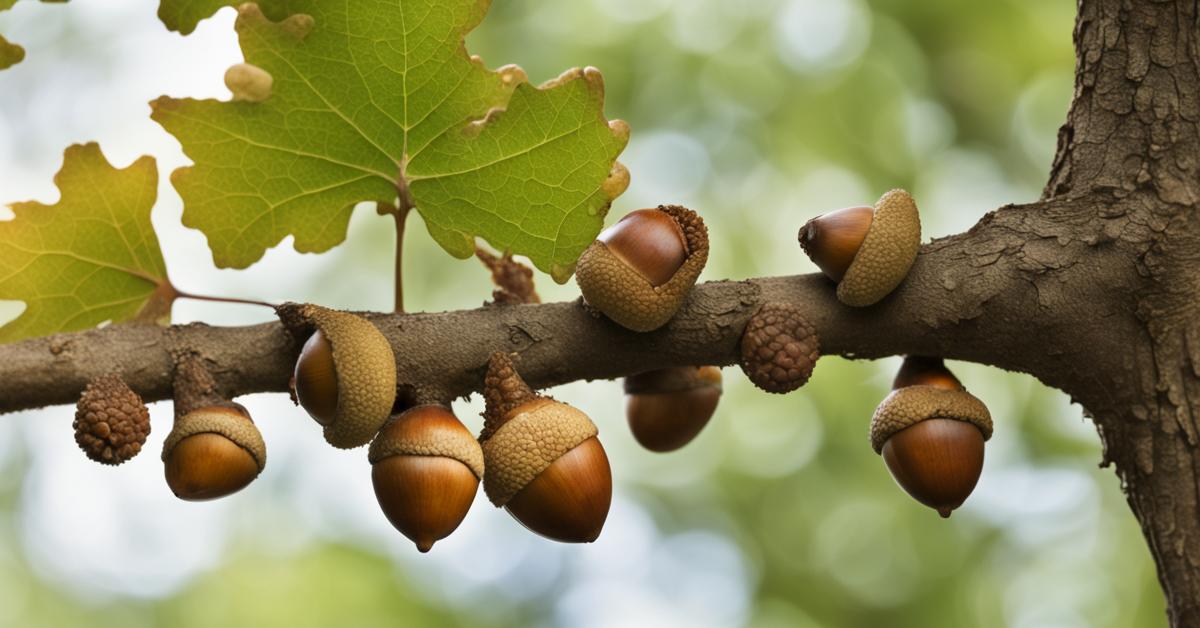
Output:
[0, 0, 1197, 623]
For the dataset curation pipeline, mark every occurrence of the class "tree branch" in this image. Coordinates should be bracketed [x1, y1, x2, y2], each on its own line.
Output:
[0, 196, 1131, 417]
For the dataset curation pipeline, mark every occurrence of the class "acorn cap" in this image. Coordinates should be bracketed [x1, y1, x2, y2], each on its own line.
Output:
[624, 366, 722, 395]
[300, 305, 397, 449]
[575, 204, 709, 332]
[837, 189, 921, 307]
[369, 406, 482, 553]
[478, 353, 599, 506]
[369, 405, 484, 479]
[870, 385, 992, 454]
[162, 406, 267, 471]
[73, 374, 151, 466]
[739, 303, 820, 394]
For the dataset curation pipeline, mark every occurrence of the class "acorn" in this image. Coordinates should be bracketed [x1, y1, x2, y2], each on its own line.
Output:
[368, 405, 484, 553]
[798, 189, 921, 307]
[871, 359, 991, 518]
[739, 303, 820, 394]
[162, 405, 266, 501]
[293, 305, 397, 449]
[625, 366, 722, 452]
[575, 205, 709, 332]
[73, 374, 151, 465]
[479, 352, 612, 543]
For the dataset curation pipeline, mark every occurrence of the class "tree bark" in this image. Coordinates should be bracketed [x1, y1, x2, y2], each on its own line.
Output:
[0, 0, 1197, 623]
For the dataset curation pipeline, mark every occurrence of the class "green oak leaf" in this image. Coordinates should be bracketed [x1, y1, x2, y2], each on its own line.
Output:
[151, 1, 629, 282]
[0, 143, 172, 343]
[0, 0, 69, 71]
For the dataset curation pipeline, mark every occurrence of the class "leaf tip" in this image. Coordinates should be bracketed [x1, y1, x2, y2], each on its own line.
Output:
[225, 63, 273, 102]
[496, 63, 528, 88]
[602, 161, 630, 201]
[549, 262, 577, 285]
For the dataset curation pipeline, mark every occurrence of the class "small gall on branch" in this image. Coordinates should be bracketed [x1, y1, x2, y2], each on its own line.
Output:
[73, 374, 151, 466]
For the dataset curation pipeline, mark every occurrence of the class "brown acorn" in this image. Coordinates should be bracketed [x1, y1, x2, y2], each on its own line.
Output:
[162, 405, 266, 501]
[575, 205, 709, 332]
[625, 366, 722, 452]
[292, 305, 397, 449]
[871, 361, 991, 518]
[368, 405, 484, 553]
[479, 352, 612, 543]
[73, 374, 151, 465]
[738, 303, 820, 394]
[798, 189, 921, 307]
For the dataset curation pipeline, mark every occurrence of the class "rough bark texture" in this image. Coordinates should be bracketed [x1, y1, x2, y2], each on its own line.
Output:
[0, 0, 1197, 623]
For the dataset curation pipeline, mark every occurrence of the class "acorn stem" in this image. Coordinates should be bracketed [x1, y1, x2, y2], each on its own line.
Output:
[480, 352, 539, 441]
[172, 354, 234, 418]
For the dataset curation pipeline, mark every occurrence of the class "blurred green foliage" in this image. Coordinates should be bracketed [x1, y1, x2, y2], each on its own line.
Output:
[0, 0, 1168, 626]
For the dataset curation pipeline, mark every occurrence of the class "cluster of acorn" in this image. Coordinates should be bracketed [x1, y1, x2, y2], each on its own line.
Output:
[67, 188, 991, 553]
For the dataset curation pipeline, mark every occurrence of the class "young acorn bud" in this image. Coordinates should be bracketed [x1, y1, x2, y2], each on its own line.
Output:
[739, 303, 820, 394]
[73, 374, 151, 465]
[479, 352, 612, 543]
[293, 305, 397, 449]
[162, 405, 266, 501]
[871, 377, 992, 518]
[575, 205, 709, 332]
[798, 189, 921, 307]
[625, 366, 722, 452]
[368, 405, 484, 553]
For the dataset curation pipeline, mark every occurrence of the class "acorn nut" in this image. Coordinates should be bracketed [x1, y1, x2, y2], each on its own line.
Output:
[479, 352, 612, 543]
[575, 205, 709, 332]
[871, 365, 991, 518]
[798, 189, 921, 307]
[369, 405, 484, 553]
[625, 366, 722, 452]
[162, 406, 266, 501]
[73, 374, 151, 465]
[293, 305, 397, 449]
[739, 303, 820, 394]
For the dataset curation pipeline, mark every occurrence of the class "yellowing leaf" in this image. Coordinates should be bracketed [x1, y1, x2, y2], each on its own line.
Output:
[0, 143, 170, 343]
[152, 1, 628, 282]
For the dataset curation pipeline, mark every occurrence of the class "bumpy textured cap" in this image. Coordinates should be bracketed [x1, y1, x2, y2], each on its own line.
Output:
[870, 385, 992, 453]
[305, 305, 397, 449]
[575, 205, 709, 332]
[624, 366, 722, 395]
[480, 397, 598, 506]
[478, 352, 598, 506]
[838, 189, 921, 307]
[73, 374, 151, 465]
[369, 405, 485, 479]
[162, 406, 267, 471]
[739, 303, 820, 393]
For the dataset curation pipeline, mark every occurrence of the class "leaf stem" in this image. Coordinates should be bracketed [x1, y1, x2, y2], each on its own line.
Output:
[392, 204, 411, 313]
[171, 286, 276, 309]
